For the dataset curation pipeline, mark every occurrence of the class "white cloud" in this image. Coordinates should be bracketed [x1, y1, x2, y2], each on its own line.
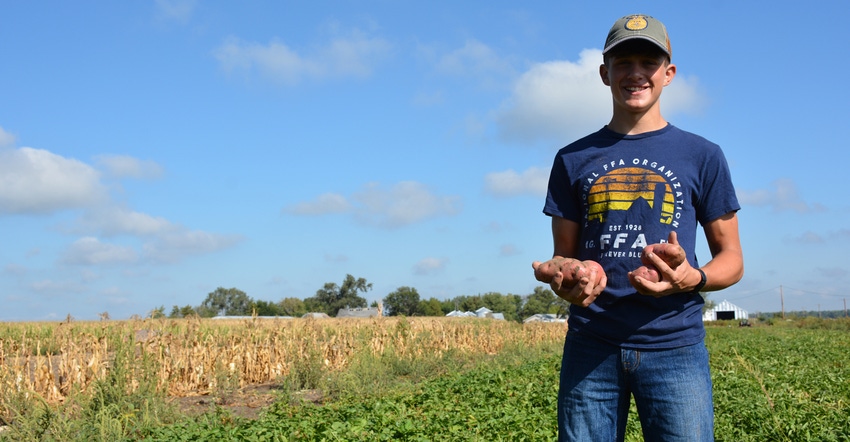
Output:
[154, 0, 197, 23]
[413, 257, 447, 275]
[484, 166, 548, 197]
[3, 263, 27, 276]
[72, 206, 175, 237]
[738, 178, 826, 213]
[352, 181, 462, 228]
[62, 237, 138, 265]
[494, 50, 608, 145]
[499, 244, 521, 257]
[494, 49, 704, 145]
[0, 147, 107, 214]
[323, 30, 392, 77]
[214, 29, 391, 85]
[286, 181, 462, 229]
[62, 218, 242, 266]
[436, 39, 514, 79]
[215, 38, 321, 85]
[284, 193, 352, 215]
[142, 229, 243, 264]
[788, 229, 850, 245]
[30, 279, 86, 294]
[96, 154, 164, 179]
[0, 126, 16, 147]
[662, 74, 704, 116]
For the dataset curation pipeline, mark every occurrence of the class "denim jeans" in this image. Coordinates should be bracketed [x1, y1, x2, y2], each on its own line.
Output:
[558, 332, 714, 441]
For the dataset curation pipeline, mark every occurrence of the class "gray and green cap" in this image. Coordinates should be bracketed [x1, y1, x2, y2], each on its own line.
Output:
[603, 14, 671, 58]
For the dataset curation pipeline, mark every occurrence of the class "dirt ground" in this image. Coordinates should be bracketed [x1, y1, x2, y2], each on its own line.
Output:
[168, 384, 324, 420]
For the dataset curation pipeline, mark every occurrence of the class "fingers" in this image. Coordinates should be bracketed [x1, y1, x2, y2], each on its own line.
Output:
[632, 250, 695, 297]
[667, 230, 679, 245]
[629, 273, 665, 297]
[531, 261, 541, 270]
[532, 260, 556, 283]
[534, 257, 606, 307]
[553, 268, 604, 307]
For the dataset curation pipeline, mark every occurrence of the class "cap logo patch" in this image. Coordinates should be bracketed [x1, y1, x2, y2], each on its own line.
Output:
[625, 15, 648, 31]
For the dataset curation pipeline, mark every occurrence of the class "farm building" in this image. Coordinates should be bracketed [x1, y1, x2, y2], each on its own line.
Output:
[336, 306, 382, 318]
[523, 313, 566, 324]
[302, 312, 330, 319]
[446, 307, 505, 320]
[702, 300, 748, 321]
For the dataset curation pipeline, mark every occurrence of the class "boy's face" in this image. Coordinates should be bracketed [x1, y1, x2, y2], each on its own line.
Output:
[600, 43, 676, 115]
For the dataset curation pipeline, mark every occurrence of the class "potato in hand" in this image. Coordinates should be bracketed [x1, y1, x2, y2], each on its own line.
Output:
[534, 257, 605, 287]
[629, 242, 686, 284]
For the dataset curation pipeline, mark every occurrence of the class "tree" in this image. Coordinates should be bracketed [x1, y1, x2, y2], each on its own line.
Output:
[419, 297, 445, 316]
[480, 292, 522, 321]
[253, 299, 283, 316]
[384, 286, 421, 316]
[278, 297, 306, 317]
[304, 274, 372, 316]
[200, 287, 253, 317]
[701, 293, 716, 313]
[180, 305, 198, 318]
[149, 305, 166, 319]
[521, 286, 568, 319]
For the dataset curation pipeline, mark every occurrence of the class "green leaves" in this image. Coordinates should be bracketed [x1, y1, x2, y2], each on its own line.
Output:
[135, 323, 850, 441]
[709, 327, 850, 441]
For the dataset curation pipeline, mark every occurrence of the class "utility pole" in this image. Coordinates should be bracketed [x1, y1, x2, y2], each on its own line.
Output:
[780, 285, 785, 319]
[844, 298, 847, 318]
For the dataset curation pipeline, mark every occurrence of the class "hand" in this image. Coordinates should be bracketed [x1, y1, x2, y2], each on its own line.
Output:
[628, 231, 700, 297]
[532, 258, 607, 307]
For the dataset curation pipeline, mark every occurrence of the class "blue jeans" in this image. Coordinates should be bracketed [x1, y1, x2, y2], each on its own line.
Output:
[558, 332, 714, 441]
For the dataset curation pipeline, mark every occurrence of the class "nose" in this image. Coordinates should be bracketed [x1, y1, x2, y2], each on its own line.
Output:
[626, 66, 645, 81]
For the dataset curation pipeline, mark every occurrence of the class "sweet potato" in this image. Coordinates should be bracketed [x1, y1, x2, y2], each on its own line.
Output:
[533, 258, 605, 287]
[630, 265, 661, 283]
[581, 260, 606, 285]
[630, 242, 687, 285]
[641, 242, 686, 268]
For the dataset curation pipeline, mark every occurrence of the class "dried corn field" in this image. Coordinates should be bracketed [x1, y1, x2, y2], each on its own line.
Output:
[0, 317, 566, 408]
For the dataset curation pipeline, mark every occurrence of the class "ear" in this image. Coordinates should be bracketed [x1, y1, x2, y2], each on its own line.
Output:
[599, 64, 611, 86]
[663, 63, 677, 86]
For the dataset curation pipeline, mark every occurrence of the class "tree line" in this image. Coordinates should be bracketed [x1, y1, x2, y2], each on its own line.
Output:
[153, 274, 570, 323]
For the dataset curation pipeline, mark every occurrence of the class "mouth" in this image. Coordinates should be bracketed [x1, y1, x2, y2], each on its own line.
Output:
[625, 86, 648, 93]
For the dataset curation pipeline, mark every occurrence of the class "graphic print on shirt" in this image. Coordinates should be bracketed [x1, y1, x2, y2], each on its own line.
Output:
[581, 157, 683, 261]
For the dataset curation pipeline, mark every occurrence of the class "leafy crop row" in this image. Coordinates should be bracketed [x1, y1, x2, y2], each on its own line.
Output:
[2, 320, 848, 441]
[141, 355, 561, 441]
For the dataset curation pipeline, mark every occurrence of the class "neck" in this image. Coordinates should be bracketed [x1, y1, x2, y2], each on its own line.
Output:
[606, 106, 667, 135]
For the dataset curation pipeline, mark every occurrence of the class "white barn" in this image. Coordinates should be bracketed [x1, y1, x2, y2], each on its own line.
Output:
[702, 300, 748, 321]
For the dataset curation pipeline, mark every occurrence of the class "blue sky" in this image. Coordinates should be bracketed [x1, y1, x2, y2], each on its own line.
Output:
[1, 1, 848, 321]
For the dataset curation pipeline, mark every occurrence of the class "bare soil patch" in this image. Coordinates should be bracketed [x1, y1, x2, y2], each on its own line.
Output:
[168, 384, 325, 420]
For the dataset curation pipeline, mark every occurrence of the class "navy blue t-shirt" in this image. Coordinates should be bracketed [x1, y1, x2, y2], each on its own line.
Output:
[544, 124, 739, 349]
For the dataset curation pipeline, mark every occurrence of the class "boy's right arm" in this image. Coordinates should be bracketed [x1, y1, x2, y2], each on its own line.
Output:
[532, 216, 606, 307]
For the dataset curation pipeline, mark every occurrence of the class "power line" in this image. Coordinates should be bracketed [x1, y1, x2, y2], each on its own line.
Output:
[721, 286, 780, 301]
[782, 285, 846, 298]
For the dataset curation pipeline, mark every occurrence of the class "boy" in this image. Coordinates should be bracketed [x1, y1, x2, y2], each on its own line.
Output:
[532, 14, 743, 441]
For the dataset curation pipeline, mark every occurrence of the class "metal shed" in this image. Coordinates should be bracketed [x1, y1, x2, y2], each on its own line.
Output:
[702, 299, 748, 321]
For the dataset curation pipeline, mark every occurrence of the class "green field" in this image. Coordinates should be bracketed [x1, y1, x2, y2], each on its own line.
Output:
[2, 321, 848, 441]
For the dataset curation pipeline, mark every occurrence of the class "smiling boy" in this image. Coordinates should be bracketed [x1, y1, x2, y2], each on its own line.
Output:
[533, 14, 743, 441]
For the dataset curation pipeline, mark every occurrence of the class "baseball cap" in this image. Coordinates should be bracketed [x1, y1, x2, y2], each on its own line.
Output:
[603, 14, 671, 59]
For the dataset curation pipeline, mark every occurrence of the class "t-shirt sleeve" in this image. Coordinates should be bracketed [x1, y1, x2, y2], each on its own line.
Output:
[696, 145, 740, 225]
[543, 152, 583, 222]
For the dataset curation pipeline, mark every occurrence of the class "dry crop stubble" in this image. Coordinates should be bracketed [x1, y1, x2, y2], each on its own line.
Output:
[1, 316, 567, 414]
